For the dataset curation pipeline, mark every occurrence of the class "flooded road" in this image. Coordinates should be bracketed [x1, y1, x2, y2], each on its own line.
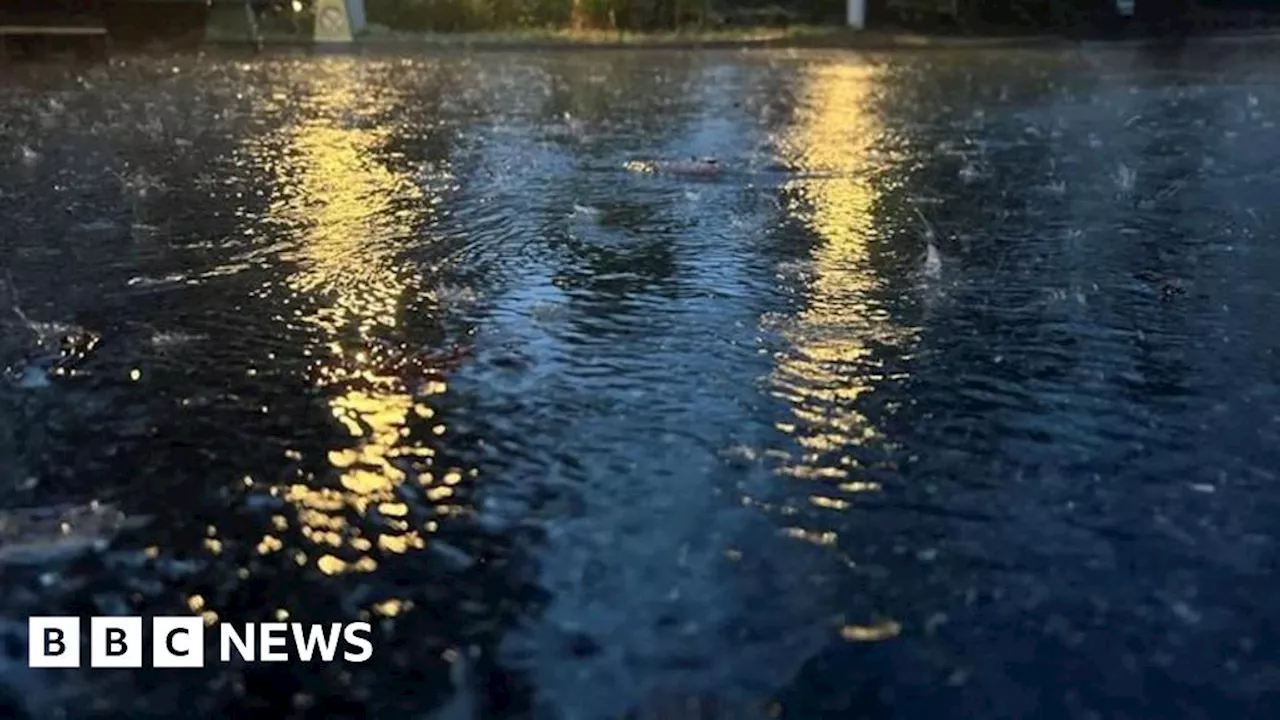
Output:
[2, 40, 1280, 719]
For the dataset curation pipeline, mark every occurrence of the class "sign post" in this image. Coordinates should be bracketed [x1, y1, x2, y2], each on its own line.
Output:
[847, 0, 866, 29]
[345, 0, 366, 34]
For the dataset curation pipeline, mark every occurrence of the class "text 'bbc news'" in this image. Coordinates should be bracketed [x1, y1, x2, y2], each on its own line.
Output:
[28, 617, 373, 668]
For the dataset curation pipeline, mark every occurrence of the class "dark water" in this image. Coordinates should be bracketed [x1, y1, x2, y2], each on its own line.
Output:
[2, 40, 1279, 720]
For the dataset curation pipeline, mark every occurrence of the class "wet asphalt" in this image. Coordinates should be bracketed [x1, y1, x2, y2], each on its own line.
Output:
[1, 36, 1280, 720]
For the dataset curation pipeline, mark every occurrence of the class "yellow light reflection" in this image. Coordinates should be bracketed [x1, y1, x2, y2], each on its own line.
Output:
[772, 62, 913, 493]
[372, 598, 413, 617]
[781, 527, 838, 547]
[773, 61, 915, 644]
[243, 64, 472, 581]
[840, 619, 902, 642]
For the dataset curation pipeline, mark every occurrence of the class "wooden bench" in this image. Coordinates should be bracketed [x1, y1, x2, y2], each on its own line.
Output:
[0, 23, 109, 59]
[0, 25, 106, 35]
[0, 0, 110, 58]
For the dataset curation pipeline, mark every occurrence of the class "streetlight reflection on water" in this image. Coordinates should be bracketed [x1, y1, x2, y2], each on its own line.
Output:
[771, 61, 920, 641]
[198, 63, 473, 617]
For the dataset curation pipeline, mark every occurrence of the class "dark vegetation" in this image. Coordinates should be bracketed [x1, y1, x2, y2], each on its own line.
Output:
[1, 0, 1279, 52]
[362, 0, 842, 32]
[356, 0, 1280, 36]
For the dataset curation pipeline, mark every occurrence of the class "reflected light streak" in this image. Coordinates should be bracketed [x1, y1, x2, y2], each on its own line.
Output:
[770, 64, 915, 582]
[840, 619, 902, 642]
[240, 64, 469, 582]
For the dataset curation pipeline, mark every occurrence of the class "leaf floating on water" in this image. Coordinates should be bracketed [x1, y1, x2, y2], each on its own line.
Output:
[625, 158, 721, 177]
[625, 159, 657, 174]
[840, 619, 902, 642]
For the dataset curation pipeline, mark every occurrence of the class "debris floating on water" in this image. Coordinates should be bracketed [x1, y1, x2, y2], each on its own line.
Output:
[1114, 162, 1137, 194]
[571, 203, 602, 219]
[431, 284, 482, 313]
[910, 204, 943, 282]
[625, 157, 721, 177]
[923, 242, 943, 281]
[840, 619, 903, 642]
[150, 331, 209, 348]
[8, 366, 51, 389]
[0, 503, 151, 566]
[2, 271, 100, 385]
[128, 273, 189, 289]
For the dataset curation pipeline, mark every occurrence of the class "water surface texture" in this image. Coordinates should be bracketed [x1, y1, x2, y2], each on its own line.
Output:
[2, 41, 1280, 720]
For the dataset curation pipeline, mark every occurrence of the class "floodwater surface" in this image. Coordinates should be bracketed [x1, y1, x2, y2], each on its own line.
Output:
[2, 40, 1280, 720]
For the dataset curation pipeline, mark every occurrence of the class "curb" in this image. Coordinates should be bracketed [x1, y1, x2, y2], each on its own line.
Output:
[337, 32, 1073, 53]
[196, 26, 1280, 54]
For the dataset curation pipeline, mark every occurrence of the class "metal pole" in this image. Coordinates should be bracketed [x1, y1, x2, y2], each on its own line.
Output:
[242, 0, 262, 50]
[847, 0, 865, 29]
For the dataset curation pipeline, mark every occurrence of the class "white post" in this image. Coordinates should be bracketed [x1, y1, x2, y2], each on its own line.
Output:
[847, 0, 866, 29]
[346, 0, 366, 33]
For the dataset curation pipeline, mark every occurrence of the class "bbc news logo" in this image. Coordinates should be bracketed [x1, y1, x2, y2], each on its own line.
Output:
[29, 617, 373, 668]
